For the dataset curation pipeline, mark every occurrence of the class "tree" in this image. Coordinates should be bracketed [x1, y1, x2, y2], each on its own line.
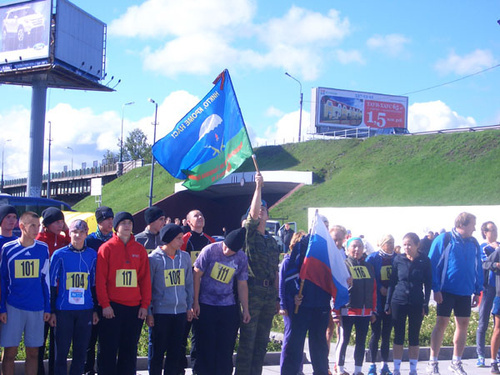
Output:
[123, 128, 151, 161]
[102, 150, 118, 165]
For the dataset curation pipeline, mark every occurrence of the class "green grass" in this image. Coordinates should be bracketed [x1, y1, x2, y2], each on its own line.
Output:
[74, 130, 500, 230]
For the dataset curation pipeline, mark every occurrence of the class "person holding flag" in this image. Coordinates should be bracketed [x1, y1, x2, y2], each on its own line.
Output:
[281, 213, 350, 375]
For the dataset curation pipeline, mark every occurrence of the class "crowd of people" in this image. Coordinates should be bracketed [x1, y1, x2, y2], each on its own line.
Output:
[0, 180, 498, 375]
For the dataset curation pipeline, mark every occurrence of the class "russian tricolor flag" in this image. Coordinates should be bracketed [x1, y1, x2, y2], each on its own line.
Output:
[299, 212, 350, 309]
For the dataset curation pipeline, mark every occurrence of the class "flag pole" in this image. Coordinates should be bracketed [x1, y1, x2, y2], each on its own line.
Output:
[252, 154, 260, 172]
[294, 280, 305, 314]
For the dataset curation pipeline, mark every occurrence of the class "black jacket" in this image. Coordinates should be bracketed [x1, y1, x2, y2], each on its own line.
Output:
[386, 253, 432, 313]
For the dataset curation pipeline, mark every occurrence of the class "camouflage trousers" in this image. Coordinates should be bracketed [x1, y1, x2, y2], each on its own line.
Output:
[235, 285, 276, 375]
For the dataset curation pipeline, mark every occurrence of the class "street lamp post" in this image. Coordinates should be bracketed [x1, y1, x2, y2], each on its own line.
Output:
[120, 101, 135, 163]
[47, 121, 52, 198]
[66, 146, 74, 170]
[148, 98, 158, 207]
[285, 72, 303, 142]
[1, 139, 11, 193]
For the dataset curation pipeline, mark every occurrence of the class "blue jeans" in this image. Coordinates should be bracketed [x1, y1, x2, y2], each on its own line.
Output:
[54, 309, 93, 375]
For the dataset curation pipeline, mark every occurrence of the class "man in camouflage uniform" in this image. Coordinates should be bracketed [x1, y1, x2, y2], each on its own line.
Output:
[235, 172, 280, 375]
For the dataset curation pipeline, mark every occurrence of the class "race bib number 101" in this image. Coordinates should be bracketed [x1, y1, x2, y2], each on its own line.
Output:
[15, 259, 39, 278]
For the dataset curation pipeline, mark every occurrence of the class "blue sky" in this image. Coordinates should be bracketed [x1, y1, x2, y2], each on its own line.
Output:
[0, 0, 499, 180]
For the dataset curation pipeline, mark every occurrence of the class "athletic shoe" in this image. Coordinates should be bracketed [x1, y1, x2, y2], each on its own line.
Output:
[380, 364, 393, 375]
[448, 360, 467, 375]
[392, 370, 400, 375]
[426, 361, 440, 375]
[368, 364, 377, 375]
[336, 370, 350, 375]
[477, 357, 486, 367]
[409, 371, 417, 375]
[492, 362, 500, 375]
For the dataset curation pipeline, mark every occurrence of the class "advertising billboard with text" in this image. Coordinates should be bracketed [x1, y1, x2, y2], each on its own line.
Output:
[311, 87, 408, 133]
[0, 0, 51, 64]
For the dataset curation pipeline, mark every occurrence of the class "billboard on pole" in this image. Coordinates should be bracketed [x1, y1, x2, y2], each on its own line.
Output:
[0, 0, 51, 65]
[311, 87, 408, 135]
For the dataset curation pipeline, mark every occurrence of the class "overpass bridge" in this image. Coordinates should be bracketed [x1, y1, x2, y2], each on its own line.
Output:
[2, 160, 144, 206]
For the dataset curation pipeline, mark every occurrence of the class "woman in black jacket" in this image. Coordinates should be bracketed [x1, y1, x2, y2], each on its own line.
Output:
[385, 233, 432, 375]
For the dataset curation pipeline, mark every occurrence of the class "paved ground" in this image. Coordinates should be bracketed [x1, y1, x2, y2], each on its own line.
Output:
[136, 345, 498, 375]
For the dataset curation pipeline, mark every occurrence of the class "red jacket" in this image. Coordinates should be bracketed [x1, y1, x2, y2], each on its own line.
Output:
[96, 233, 151, 309]
[36, 229, 71, 256]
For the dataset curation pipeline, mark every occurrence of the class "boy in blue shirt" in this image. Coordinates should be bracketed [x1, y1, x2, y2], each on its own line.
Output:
[49, 219, 98, 375]
[0, 211, 51, 375]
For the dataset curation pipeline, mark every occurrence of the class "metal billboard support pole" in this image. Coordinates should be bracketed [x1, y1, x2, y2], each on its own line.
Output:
[27, 77, 47, 197]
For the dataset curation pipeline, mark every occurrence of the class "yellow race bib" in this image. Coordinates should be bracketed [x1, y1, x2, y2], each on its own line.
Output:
[15, 259, 39, 278]
[66, 272, 89, 290]
[190, 251, 201, 266]
[380, 265, 392, 281]
[349, 265, 370, 280]
[164, 269, 185, 287]
[210, 262, 235, 284]
[115, 269, 138, 287]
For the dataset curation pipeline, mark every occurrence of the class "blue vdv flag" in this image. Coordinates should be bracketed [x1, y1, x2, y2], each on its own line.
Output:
[152, 69, 253, 191]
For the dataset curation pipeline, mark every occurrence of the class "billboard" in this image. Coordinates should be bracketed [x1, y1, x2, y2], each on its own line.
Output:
[311, 87, 408, 133]
[54, 0, 105, 80]
[0, 0, 51, 64]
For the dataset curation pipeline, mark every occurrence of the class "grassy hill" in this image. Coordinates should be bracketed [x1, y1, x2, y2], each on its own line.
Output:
[74, 130, 500, 230]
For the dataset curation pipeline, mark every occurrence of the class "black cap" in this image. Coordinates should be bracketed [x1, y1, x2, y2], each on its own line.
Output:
[113, 211, 134, 231]
[145, 206, 165, 225]
[0, 205, 17, 225]
[224, 227, 246, 252]
[41, 207, 64, 227]
[160, 224, 184, 244]
[95, 206, 114, 223]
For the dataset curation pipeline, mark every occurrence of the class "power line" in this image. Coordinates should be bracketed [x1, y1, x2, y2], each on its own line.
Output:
[400, 63, 500, 96]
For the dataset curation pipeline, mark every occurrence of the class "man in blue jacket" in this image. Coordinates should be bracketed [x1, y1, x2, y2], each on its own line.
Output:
[427, 212, 483, 375]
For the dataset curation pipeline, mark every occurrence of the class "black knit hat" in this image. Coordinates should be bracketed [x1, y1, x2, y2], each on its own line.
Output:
[41, 207, 64, 227]
[144, 206, 165, 225]
[224, 227, 246, 252]
[160, 224, 184, 244]
[0, 205, 17, 225]
[95, 206, 114, 223]
[113, 211, 134, 231]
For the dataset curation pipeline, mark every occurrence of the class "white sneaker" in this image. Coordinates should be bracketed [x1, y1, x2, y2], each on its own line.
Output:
[448, 360, 467, 375]
[426, 361, 439, 375]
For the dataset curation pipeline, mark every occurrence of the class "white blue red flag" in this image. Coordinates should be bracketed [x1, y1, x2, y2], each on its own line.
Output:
[299, 212, 350, 309]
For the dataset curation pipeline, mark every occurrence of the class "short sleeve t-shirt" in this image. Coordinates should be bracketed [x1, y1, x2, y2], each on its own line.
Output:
[194, 242, 248, 306]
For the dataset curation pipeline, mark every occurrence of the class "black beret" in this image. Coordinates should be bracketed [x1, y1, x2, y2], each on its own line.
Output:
[41, 207, 64, 227]
[0, 205, 17, 225]
[113, 211, 134, 231]
[160, 224, 184, 245]
[224, 227, 246, 252]
[95, 206, 114, 223]
[144, 206, 165, 225]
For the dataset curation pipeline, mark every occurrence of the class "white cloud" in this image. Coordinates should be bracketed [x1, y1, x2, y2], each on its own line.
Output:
[111, 3, 351, 80]
[0, 91, 199, 181]
[434, 49, 497, 75]
[366, 34, 411, 57]
[408, 100, 476, 133]
[335, 49, 365, 65]
[254, 109, 311, 146]
[109, 0, 255, 38]
[265, 106, 284, 118]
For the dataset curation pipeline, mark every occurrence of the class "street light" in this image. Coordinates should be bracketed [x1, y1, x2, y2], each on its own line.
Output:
[1, 139, 11, 193]
[66, 146, 74, 170]
[47, 121, 52, 198]
[120, 101, 135, 162]
[148, 98, 158, 207]
[285, 72, 303, 142]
